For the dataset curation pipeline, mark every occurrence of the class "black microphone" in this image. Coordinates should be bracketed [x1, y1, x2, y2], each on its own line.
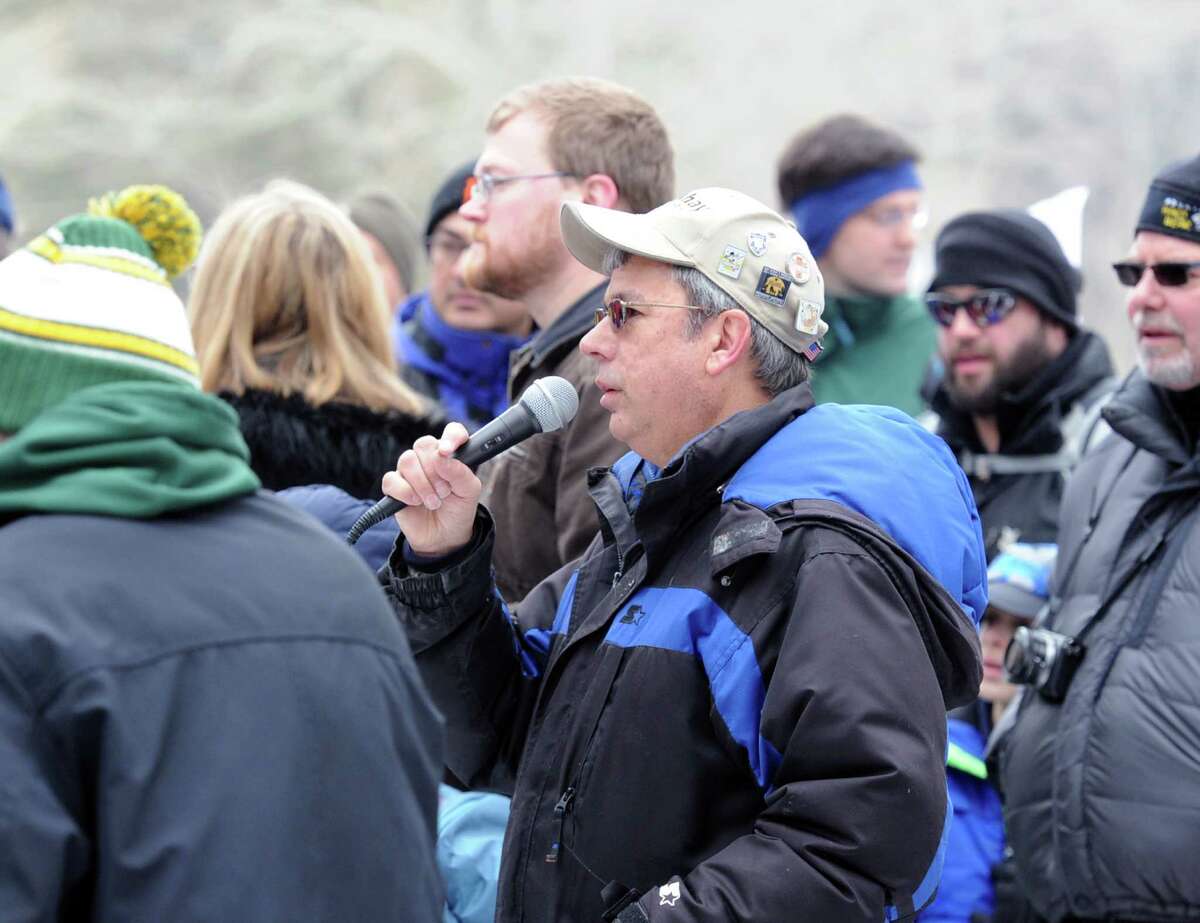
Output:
[346, 376, 580, 545]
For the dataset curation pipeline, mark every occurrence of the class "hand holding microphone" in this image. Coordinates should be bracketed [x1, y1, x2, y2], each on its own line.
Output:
[347, 376, 579, 550]
[381, 421, 484, 557]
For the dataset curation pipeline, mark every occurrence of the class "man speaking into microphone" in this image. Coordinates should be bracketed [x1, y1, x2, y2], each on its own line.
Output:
[380, 188, 986, 923]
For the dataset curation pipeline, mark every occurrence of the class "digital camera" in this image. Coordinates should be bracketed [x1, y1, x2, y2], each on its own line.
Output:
[1003, 626, 1085, 703]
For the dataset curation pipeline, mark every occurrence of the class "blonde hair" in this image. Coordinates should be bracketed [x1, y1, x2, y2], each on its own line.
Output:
[190, 180, 423, 414]
[486, 77, 675, 215]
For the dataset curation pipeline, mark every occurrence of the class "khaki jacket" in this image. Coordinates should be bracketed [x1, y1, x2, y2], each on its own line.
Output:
[479, 285, 624, 601]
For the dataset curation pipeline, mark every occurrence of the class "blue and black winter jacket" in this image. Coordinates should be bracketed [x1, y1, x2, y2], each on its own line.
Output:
[384, 384, 985, 923]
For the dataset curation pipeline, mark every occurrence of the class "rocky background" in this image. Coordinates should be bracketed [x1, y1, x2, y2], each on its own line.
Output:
[3, 0, 1198, 365]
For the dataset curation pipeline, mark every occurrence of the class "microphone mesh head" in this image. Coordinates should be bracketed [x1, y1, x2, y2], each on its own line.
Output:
[520, 376, 579, 433]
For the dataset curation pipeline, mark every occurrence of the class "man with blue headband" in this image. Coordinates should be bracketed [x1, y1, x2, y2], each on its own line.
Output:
[777, 114, 935, 415]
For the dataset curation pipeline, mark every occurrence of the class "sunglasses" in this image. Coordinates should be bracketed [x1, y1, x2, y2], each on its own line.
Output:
[593, 298, 704, 329]
[924, 289, 1018, 328]
[1112, 261, 1200, 288]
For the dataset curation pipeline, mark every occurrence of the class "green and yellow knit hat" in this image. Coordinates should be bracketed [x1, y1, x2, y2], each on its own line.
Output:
[0, 184, 203, 433]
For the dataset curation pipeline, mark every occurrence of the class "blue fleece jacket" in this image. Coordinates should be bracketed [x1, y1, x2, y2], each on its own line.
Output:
[393, 292, 530, 430]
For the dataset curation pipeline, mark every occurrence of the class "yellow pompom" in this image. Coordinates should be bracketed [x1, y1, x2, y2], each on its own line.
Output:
[88, 184, 203, 278]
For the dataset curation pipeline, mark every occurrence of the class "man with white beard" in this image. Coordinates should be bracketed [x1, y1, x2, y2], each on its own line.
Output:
[995, 152, 1200, 923]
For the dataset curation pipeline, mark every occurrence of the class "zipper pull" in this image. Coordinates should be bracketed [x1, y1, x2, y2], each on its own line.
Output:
[545, 786, 576, 863]
[611, 570, 623, 589]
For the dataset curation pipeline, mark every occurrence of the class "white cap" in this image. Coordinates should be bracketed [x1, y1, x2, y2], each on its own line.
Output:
[561, 187, 827, 356]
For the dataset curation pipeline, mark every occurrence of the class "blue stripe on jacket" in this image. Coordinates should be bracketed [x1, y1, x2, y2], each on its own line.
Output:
[603, 587, 783, 792]
[518, 572, 577, 678]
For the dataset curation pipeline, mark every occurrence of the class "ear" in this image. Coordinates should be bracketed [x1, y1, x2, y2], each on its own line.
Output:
[704, 309, 754, 378]
[1040, 313, 1072, 356]
[578, 173, 621, 210]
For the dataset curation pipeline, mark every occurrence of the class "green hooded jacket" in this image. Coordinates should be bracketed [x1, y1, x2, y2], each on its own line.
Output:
[809, 293, 936, 416]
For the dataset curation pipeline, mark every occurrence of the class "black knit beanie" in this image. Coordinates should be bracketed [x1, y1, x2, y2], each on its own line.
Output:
[929, 209, 1081, 331]
[1136, 153, 1200, 244]
[425, 161, 475, 239]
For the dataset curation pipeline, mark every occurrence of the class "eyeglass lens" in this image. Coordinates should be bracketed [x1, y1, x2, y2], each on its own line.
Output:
[926, 291, 1015, 328]
[593, 299, 632, 329]
[1113, 262, 1199, 287]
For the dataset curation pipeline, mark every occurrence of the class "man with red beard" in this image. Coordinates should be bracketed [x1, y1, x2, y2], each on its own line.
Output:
[925, 209, 1114, 561]
[457, 77, 675, 602]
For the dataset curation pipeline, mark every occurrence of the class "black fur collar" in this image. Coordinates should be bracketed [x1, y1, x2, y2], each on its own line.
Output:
[220, 389, 446, 499]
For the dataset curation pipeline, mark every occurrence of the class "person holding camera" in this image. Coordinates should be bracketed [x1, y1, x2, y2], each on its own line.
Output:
[994, 153, 1200, 923]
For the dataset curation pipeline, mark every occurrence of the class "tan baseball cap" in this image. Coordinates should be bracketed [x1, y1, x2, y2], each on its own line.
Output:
[560, 187, 827, 357]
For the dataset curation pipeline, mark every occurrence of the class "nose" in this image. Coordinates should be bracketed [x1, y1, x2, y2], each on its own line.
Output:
[451, 250, 470, 284]
[946, 306, 980, 339]
[580, 315, 614, 361]
[894, 221, 917, 251]
[458, 193, 486, 223]
[1128, 264, 1165, 320]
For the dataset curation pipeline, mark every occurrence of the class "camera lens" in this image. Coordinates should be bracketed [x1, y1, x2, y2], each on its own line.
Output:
[1004, 627, 1037, 684]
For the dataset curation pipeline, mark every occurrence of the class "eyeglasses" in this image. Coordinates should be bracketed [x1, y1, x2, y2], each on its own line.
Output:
[1112, 261, 1200, 287]
[865, 204, 929, 231]
[426, 231, 469, 264]
[462, 171, 577, 205]
[924, 289, 1018, 328]
[593, 298, 704, 330]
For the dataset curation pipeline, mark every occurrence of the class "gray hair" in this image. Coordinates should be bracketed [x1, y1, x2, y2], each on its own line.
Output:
[602, 249, 809, 396]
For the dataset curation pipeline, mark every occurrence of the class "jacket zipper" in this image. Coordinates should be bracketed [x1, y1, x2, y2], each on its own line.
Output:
[544, 786, 575, 863]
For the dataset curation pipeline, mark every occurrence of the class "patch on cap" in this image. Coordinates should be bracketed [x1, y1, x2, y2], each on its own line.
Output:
[754, 267, 791, 306]
[1137, 178, 1200, 245]
[717, 245, 747, 280]
[786, 251, 811, 284]
[747, 232, 769, 257]
[1159, 194, 1200, 234]
[796, 299, 821, 335]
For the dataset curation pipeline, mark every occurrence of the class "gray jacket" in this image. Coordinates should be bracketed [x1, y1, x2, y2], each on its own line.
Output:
[0, 493, 444, 922]
[997, 372, 1200, 922]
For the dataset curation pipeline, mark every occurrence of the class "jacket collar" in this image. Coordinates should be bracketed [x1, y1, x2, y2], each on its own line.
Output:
[589, 384, 815, 565]
[395, 291, 530, 382]
[818, 293, 914, 359]
[1103, 371, 1200, 467]
[525, 284, 605, 368]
